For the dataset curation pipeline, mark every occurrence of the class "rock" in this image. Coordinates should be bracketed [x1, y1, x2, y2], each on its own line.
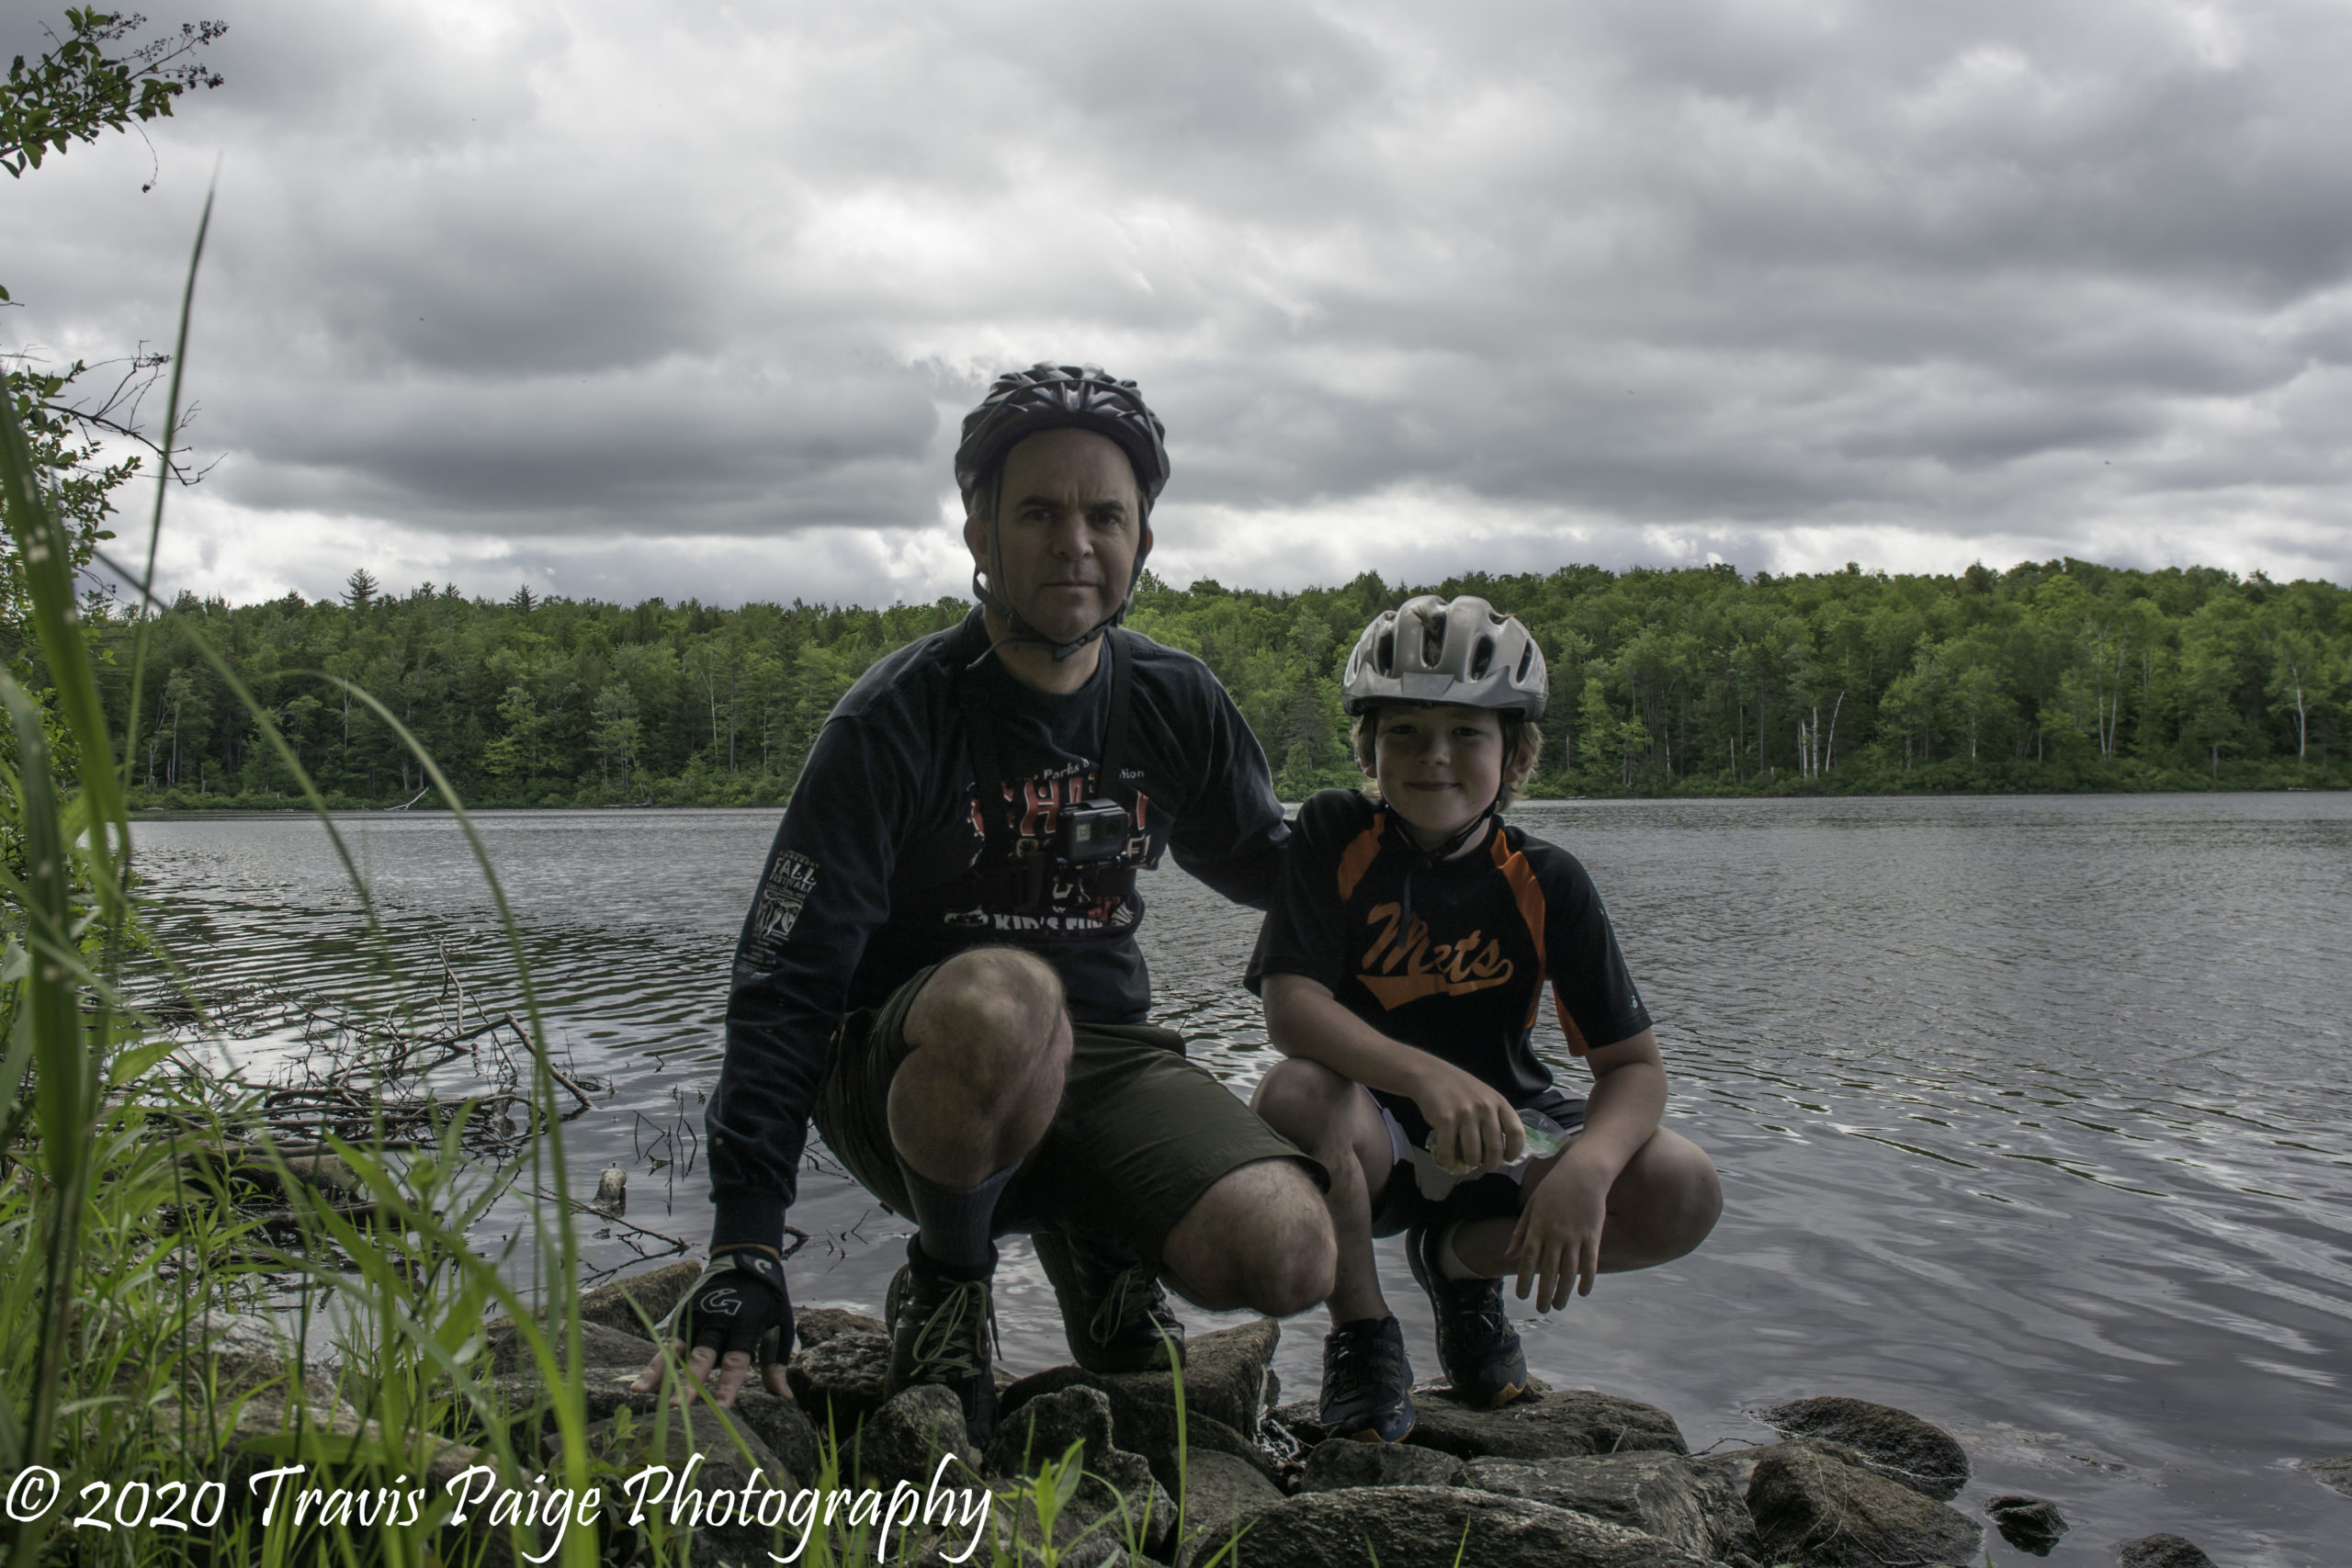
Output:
[1467, 1451, 1753, 1562]
[1001, 1320, 1278, 1439]
[857, 1383, 981, 1489]
[1985, 1493, 2068, 1553]
[729, 1389, 822, 1481]
[1747, 1438, 1982, 1568]
[786, 1327, 893, 1433]
[170, 1389, 368, 1482]
[481, 1319, 665, 1434]
[2117, 1535, 2219, 1568]
[1301, 1439, 1470, 1491]
[797, 1304, 889, 1347]
[486, 1318, 660, 1377]
[1752, 1394, 1970, 1500]
[939, 1528, 1128, 1568]
[232, 1151, 367, 1199]
[988, 1385, 1124, 1479]
[488, 1337, 813, 1474]
[1172, 1484, 1720, 1568]
[983, 1454, 1175, 1565]
[979, 1386, 1174, 1562]
[1171, 1449, 1283, 1551]
[167, 1312, 343, 1406]
[1269, 1398, 1329, 1449]
[1690, 1436, 1872, 1496]
[1005, 1374, 1283, 1498]
[2301, 1454, 2352, 1498]
[1402, 1387, 1688, 1461]
[566, 1399, 797, 1568]
[577, 1259, 704, 1336]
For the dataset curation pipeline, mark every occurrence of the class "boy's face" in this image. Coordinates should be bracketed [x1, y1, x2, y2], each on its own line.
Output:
[1368, 703, 1519, 847]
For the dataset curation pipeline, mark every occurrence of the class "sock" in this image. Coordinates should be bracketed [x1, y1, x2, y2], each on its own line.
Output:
[1438, 1221, 1484, 1281]
[898, 1157, 1019, 1273]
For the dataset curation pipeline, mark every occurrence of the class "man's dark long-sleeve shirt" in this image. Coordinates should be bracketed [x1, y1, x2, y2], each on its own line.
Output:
[707, 609, 1289, 1250]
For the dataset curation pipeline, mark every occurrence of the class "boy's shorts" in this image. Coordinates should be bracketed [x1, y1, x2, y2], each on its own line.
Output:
[812, 958, 1326, 1269]
[1366, 1084, 1589, 1236]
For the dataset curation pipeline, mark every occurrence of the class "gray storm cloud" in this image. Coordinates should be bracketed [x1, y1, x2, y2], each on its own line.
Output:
[5, 0, 2347, 606]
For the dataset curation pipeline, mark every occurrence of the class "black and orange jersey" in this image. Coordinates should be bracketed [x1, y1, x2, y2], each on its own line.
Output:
[1246, 789, 1651, 1106]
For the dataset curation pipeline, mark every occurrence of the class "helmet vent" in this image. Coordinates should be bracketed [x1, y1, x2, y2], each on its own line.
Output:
[1421, 620, 1444, 666]
[1516, 642, 1534, 679]
[1376, 630, 1396, 674]
[1471, 635, 1496, 679]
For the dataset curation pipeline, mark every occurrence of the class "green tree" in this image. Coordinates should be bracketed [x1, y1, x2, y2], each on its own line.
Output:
[592, 680, 640, 790]
[482, 683, 546, 788]
[2, 9, 225, 670]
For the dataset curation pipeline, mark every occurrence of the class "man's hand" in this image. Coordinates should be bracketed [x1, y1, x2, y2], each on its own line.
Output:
[629, 1250, 795, 1408]
[1409, 1057, 1525, 1176]
[1506, 1150, 1611, 1312]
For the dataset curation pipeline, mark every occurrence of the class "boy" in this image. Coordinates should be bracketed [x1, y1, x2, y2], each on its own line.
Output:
[1247, 594, 1722, 1441]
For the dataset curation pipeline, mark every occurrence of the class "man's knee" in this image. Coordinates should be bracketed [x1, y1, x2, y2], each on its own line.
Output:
[1163, 1158, 1335, 1315]
[902, 947, 1069, 1100]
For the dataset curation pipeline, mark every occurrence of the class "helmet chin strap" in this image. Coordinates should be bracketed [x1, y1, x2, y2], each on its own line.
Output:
[1388, 785, 1504, 942]
[970, 472, 1153, 664]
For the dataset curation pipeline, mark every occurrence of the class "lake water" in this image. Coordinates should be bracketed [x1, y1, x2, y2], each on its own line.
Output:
[130, 794, 2352, 1564]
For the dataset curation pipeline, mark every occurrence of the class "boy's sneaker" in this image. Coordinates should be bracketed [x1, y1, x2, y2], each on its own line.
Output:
[885, 1238, 1000, 1446]
[1318, 1314, 1416, 1443]
[1405, 1224, 1528, 1408]
[1033, 1229, 1187, 1375]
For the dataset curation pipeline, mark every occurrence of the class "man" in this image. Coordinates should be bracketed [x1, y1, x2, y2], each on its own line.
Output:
[636, 365, 1334, 1443]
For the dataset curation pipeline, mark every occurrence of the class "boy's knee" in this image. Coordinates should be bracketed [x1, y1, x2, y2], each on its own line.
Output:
[1250, 1056, 1354, 1141]
[1630, 1134, 1722, 1260]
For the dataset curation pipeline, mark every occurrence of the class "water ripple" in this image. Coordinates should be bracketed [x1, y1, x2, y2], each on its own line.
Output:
[129, 795, 2352, 1563]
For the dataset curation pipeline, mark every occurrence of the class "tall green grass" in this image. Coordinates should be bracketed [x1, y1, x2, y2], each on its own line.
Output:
[0, 202, 616, 1568]
[0, 209, 1277, 1567]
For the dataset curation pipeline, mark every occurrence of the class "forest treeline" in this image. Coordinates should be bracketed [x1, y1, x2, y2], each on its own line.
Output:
[56, 558, 2351, 809]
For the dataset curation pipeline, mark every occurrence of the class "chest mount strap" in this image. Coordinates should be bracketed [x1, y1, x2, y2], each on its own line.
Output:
[958, 630, 1137, 915]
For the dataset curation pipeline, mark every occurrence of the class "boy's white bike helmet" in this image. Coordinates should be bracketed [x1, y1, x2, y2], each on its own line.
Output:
[1341, 595, 1548, 720]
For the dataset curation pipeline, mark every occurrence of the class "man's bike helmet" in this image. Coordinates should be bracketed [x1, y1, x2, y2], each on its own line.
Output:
[1341, 594, 1549, 721]
[956, 364, 1170, 660]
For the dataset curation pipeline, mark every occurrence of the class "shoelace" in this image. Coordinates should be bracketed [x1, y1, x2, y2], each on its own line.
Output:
[1327, 1326, 1405, 1382]
[1438, 1277, 1514, 1344]
[908, 1278, 996, 1382]
[1086, 1262, 1174, 1348]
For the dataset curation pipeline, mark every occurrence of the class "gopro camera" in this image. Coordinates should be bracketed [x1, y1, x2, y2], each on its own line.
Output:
[1056, 798, 1130, 863]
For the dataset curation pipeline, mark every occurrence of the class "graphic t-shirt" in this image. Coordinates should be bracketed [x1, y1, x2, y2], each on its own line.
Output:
[708, 609, 1289, 1247]
[1246, 789, 1652, 1126]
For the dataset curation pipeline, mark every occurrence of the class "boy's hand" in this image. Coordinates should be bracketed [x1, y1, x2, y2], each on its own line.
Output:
[1411, 1060, 1525, 1175]
[1507, 1151, 1611, 1311]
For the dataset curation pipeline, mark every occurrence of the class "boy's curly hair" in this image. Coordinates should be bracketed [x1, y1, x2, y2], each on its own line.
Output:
[1351, 705, 1545, 810]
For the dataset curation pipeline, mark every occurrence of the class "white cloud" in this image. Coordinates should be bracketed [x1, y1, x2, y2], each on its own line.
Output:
[9, 0, 2349, 608]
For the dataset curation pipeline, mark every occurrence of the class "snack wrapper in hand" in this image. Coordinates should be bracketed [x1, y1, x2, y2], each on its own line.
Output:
[1422, 1108, 1568, 1178]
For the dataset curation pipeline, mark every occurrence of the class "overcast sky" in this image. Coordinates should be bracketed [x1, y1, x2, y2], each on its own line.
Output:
[8, 0, 2350, 608]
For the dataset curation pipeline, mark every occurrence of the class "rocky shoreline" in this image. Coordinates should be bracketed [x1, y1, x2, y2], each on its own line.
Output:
[211, 1259, 2298, 1566]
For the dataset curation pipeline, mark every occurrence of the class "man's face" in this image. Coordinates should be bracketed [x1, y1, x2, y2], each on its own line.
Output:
[965, 428, 1146, 646]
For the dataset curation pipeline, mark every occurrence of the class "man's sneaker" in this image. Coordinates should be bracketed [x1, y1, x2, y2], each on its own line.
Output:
[1318, 1314, 1415, 1443]
[885, 1238, 1000, 1446]
[1033, 1229, 1187, 1375]
[1405, 1224, 1528, 1409]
